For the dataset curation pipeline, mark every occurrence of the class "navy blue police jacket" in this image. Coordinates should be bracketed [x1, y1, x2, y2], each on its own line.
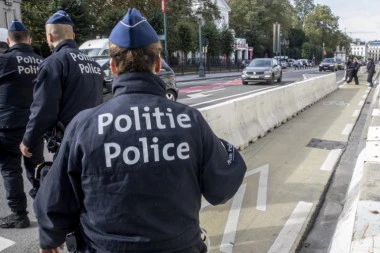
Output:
[22, 39, 103, 148]
[0, 43, 43, 130]
[34, 72, 247, 252]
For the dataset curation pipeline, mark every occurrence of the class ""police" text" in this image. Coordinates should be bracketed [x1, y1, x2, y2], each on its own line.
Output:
[69, 53, 101, 75]
[16, 56, 42, 75]
[98, 106, 192, 167]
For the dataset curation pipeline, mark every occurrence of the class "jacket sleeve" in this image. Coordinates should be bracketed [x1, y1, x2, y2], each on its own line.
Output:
[197, 114, 247, 205]
[22, 59, 62, 148]
[33, 116, 83, 249]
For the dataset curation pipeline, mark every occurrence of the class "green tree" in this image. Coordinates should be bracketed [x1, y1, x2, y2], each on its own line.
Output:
[301, 42, 313, 59]
[292, 0, 315, 25]
[219, 26, 234, 62]
[174, 20, 197, 64]
[22, 0, 93, 56]
[229, 0, 296, 57]
[303, 4, 339, 53]
[202, 22, 220, 58]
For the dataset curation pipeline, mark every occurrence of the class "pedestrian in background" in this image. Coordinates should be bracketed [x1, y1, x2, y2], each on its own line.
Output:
[0, 19, 44, 229]
[33, 8, 247, 253]
[366, 57, 376, 88]
[344, 56, 352, 82]
[346, 57, 360, 85]
[20, 10, 103, 160]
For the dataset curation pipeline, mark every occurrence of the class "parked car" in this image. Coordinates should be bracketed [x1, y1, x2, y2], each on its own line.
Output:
[242, 58, 282, 85]
[79, 38, 109, 57]
[319, 58, 338, 72]
[287, 59, 296, 67]
[280, 59, 288, 69]
[95, 57, 179, 101]
[336, 58, 344, 70]
[241, 59, 251, 68]
[298, 59, 311, 68]
[0, 28, 8, 54]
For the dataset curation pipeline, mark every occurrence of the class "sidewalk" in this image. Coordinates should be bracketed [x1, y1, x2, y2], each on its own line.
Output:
[328, 70, 380, 252]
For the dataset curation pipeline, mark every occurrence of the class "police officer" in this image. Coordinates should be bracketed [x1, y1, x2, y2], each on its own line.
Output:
[20, 10, 103, 159]
[34, 8, 247, 253]
[0, 19, 44, 228]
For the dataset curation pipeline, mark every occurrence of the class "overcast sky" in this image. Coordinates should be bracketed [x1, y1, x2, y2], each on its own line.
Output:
[314, 0, 380, 42]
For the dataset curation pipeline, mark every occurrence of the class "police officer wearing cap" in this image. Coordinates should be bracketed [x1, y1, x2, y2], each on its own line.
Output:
[20, 10, 103, 159]
[34, 8, 247, 253]
[0, 19, 44, 229]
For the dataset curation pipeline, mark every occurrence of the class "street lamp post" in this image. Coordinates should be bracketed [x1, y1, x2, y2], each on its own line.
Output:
[196, 9, 205, 77]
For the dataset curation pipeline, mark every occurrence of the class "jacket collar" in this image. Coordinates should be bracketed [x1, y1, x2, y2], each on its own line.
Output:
[112, 72, 166, 98]
[52, 39, 78, 53]
[5, 43, 34, 54]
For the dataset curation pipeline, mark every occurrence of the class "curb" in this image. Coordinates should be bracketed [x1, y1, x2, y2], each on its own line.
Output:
[329, 68, 380, 252]
[176, 73, 241, 83]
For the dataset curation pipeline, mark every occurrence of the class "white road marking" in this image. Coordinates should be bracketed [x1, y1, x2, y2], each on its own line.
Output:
[189, 87, 277, 107]
[320, 149, 343, 171]
[341, 124, 353, 135]
[0, 236, 15, 251]
[352, 109, 360, 117]
[245, 164, 269, 211]
[201, 199, 211, 211]
[186, 93, 210, 99]
[202, 88, 226, 93]
[267, 201, 313, 253]
[358, 100, 364, 106]
[372, 108, 380, 117]
[329, 148, 365, 253]
[201, 164, 269, 212]
[219, 184, 246, 253]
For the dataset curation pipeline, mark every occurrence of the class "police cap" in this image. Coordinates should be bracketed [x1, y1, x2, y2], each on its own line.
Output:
[46, 10, 73, 26]
[8, 19, 27, 31]
[109, 8, 159, 49]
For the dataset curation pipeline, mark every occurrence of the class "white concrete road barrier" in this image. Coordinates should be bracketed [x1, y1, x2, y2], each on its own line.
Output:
[200, 73, 338, 150]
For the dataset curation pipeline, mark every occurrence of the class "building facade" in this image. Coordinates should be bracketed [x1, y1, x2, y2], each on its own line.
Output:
[367, 41, 380, 62]
[0, 0, 22, 29]
[350, 40, 367, 58]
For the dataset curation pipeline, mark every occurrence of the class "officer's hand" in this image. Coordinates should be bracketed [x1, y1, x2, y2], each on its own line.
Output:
[20, 142, 32, 158]
[39, 244, 64, 253]
[40, 249, 59, 253]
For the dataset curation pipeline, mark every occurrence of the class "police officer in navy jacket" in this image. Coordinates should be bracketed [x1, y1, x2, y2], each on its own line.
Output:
[0, 19, 44, 229]
[34, 8, 247, 253]
[20, 10, 103, 159]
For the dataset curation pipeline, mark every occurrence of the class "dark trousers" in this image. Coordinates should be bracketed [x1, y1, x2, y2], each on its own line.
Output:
[367, 72, 375, 86]
[347, 70, 359, 84]
[0, 129, 44, 213]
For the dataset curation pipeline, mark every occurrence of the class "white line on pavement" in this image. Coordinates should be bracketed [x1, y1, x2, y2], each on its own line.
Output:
[0, 236, 15, 251]
[352, 109, 360, 117]
[267, 201, 313, 253]
[219, 184, 246, 253]
[328, 148, 365, 253]
[320, 149, 343, 171]
[245, 164, 269, 211]
[341, 124, 354, 135]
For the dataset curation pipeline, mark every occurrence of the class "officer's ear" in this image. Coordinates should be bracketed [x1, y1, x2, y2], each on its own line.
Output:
[47, 33, 54, 44]
[153, 57, 161, 74]
[6, 37, 10, 45]
[110, 58, 118, 75]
